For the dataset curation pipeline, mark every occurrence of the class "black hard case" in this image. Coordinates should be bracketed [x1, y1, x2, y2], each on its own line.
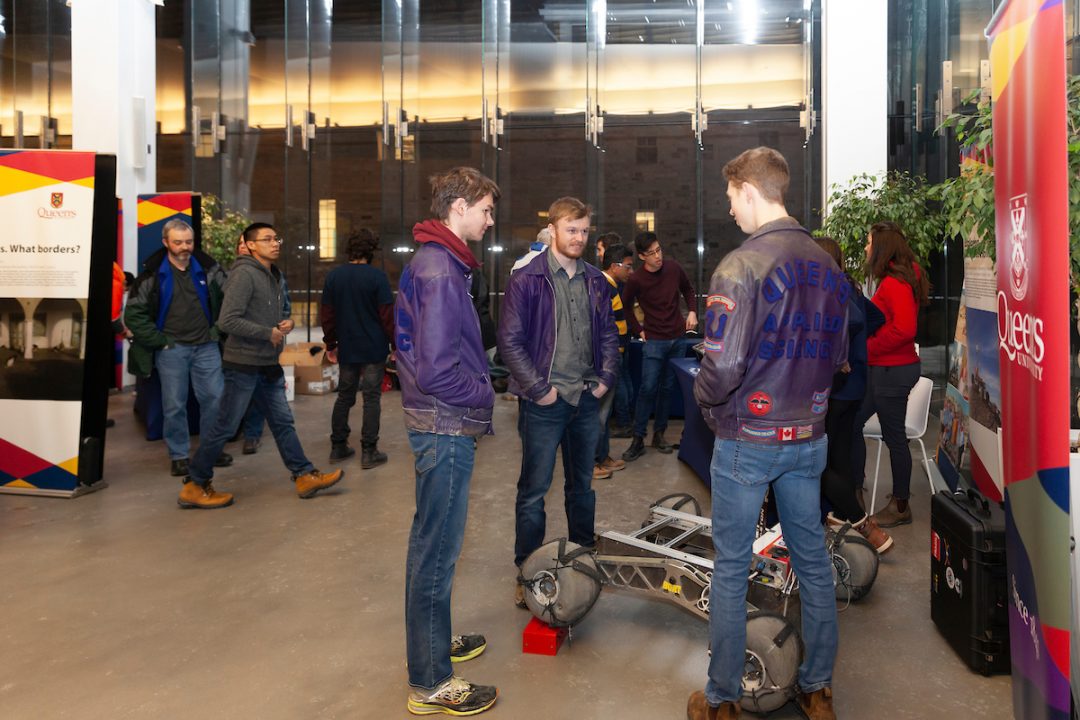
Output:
[929, 489, 1010, 675]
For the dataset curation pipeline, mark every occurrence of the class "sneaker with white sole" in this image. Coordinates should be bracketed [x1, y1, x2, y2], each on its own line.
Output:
[407, 676, 497, 716]
[449, 634, 486, 663]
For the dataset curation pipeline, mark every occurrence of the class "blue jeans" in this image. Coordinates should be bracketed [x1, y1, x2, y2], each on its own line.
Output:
[155, 342, 224, 460]
[595, 385, 615, 463]
[243, 402, 265, 440]
[612, 349, 633, 426]
[632, 337, 695, 438]
[706, 437, 837, 705]
[188, 368, 314, 485]
[404, 430, 476, 690]
[514, 393, 600, 566]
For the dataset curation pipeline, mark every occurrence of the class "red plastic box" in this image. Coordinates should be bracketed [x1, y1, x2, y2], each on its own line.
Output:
[522, 617, 568, 656]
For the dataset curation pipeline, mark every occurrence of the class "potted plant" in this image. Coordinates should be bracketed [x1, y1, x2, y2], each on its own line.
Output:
[815, 171, 943, 281]
[935, 78, 1080, 285]
[200, 193, 250, 269]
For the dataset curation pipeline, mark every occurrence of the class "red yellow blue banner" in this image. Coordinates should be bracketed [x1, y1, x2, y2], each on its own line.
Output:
[0, 150, 97, 497]
[987, 0, 1072, 716]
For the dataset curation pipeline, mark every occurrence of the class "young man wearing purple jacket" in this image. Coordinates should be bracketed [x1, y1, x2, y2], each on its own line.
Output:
[687, 147, 848, 720]
[395, 167, 500, 716]
[497, 197, 620, 607]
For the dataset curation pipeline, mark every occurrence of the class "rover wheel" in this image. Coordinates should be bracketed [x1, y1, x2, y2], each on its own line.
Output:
[519, 539, 602, 628]
[831, 532, 879, 602]
[739, 610, 802, 714]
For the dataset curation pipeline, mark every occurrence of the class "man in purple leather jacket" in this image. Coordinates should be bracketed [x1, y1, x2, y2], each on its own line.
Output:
[395, 167, 499, 717]
[687, 148, 848, 720]
[497, 196, 620, 606]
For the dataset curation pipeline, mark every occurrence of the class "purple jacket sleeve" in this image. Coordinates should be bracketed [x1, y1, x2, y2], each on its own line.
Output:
[415, 272, 492, 409]
[594, 278, 620, 389]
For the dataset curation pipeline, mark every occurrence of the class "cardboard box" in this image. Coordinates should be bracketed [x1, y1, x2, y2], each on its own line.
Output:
[280, 342, 325, 368]
[294, 362, 339, 395]
[280, 342, 339, 396]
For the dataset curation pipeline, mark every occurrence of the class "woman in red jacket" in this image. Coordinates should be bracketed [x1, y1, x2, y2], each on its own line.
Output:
[853, 222, 929, 528]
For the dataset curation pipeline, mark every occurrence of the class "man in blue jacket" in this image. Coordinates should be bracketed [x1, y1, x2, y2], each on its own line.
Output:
[497, 196, 620, 607]
[396, 167, 500, 717]
[688, 147, 848, 720]
[125, 219, 231, 477]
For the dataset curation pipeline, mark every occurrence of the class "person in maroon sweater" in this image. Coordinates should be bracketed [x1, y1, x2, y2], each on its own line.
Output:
[620, 231, 698, 461]
[853, 221, 929, 527]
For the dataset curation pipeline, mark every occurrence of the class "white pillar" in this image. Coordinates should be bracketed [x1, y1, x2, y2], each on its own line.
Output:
[822, 0, 888, 208]
[70, 0, 157, 280]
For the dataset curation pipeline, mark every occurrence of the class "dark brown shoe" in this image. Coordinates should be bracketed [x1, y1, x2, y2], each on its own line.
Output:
[651, 431, 674, 454]
[797, 687, 836, 720]
[870, 495, 913, 528]
[687, 690, 740, 719]
[295, 468, 344, 498]
[177, 480, 234, 509]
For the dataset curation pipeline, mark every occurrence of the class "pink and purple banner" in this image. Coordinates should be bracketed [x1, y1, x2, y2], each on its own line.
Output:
[987, 0, 1072, 717]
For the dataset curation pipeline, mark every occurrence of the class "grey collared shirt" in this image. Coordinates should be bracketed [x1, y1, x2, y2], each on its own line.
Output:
[547, 250, 597, 406]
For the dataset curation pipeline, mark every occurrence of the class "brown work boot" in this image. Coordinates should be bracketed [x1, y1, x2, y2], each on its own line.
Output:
[600, 455, 626, 472]
[870, 495, 913, 528]
[294, 468, 344, 498]
[797, 687, 835, 720]
[854, 515, 894, 554]
[686, 690, 740, 719]
[177, 480, 234, 509]
[827, 513, 894, 554]
[593, 464, 613, 480]
[514, 578, 527, 609]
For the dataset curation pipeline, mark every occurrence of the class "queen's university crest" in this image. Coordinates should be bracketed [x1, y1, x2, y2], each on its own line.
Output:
[50, 192, 64, 209]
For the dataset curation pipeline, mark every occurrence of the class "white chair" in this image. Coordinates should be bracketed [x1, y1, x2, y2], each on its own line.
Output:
[864, 376, 935, 514]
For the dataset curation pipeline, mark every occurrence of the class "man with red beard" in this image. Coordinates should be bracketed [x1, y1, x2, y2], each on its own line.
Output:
[497, 196, 620, 607]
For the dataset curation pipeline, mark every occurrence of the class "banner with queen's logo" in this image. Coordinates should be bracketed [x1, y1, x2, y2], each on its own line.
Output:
[986, 1, 1072, 717]
[0, 150, 113, 497]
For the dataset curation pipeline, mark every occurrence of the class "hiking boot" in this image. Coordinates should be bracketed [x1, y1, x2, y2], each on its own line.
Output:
[329, 444, 355, 463]
[361, 447, 388, 469]
[622, 436, 646, 462]
[514, 578, 527, 609]
[610, 424, 633, 439]
[651, 431, 674, 454]
[593, 464, 613, 480]
[687, 690, 740, 719]
[242, 437, 260, 455]
[871, 495, 913, 528]
[600, 455, 626, 473]
[214, 452, 233, 468]
[827, 513, 894, 554]
[450, 634, 487, 663]
[177, 480, 234, 509]
[295, 468, 344, 498]
[796, 687, 836, 720]
[407, 676, 497, 716]
[170, 459, 189, 477]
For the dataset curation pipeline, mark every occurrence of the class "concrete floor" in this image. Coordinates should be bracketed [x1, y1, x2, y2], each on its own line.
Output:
[1, 389, 1013, 719]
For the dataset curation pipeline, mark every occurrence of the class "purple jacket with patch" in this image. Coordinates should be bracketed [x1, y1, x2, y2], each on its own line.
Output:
[395, 221, 494, 437]
[497, 251, 620, 402]
[693, 217, 850, 444]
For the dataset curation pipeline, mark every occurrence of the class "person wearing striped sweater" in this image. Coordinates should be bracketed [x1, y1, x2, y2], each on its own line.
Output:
[593, 242, 634, 478]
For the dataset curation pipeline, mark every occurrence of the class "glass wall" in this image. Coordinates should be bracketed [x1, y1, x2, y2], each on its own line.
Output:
[0, 0, 71, 150]
[154, 0, 821, 328]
